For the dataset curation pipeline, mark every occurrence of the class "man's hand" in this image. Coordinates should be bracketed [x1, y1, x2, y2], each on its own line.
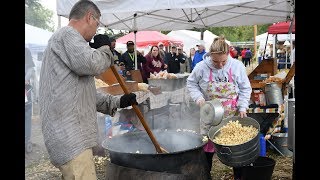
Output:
[120, 93, 138, 108]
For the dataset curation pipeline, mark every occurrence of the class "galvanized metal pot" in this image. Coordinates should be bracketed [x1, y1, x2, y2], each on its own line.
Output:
[208, 116, 260, 167]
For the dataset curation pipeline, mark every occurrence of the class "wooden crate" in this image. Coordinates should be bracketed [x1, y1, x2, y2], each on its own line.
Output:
[129, 70, 143, 83]
[250, 80, 284, 89]
[97, 67, 125, 85]
[248, 58, 277, 80]
[250, 80, 266, 89]
[281, 62, 295, 95]
[98, 81, 139, 95]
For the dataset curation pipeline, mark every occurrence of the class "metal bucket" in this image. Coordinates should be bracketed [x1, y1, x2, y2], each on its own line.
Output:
[148, 78, 184, 91]
[287, 98, 295, 152]
[200, 99, 224, 126]
[271, 133, 293, 157]
[208, 116, 260, 167]
[264, 83, 283, 105]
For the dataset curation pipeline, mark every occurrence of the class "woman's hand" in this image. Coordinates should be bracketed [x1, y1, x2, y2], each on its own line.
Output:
[164, 64, 168, 69]
[196, 97, 206, 107]
[239, 111, 247, 118]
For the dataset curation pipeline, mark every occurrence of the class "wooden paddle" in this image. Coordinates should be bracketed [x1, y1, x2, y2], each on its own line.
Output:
[110, 66, 168, 153]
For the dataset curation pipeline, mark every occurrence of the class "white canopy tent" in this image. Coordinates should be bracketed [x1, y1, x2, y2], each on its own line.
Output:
[25, 23, 53, 54]
[56, 0, 294, 68]
[114, 41, 152, 55]
[256, 32, 295, 48]
[25, 24, 53, 101]
[56, 0, 294, 31]
[167, 30, 206, 55]
[167, 30, 231, 55]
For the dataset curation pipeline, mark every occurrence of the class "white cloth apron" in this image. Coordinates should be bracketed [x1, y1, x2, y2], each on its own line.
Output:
[203, 68, 238, 152]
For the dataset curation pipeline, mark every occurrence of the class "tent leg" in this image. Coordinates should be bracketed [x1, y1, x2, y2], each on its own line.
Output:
[263, 33, 269, 59]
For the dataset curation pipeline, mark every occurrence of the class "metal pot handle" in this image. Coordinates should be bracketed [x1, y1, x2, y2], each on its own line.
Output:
[220, 147, 232, 155]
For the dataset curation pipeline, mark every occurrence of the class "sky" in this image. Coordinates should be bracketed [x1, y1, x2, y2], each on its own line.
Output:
[39, 0, 108, 34]
[40, 0, 68, 30]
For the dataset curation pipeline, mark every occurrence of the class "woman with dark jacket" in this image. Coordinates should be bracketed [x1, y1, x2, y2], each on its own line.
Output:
[143, 46, 167, 83]
[187, 47, 196, 73]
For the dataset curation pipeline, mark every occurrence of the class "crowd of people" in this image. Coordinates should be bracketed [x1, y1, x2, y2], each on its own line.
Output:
[102, 36, 209, 83]
[102, 35, 255, 84]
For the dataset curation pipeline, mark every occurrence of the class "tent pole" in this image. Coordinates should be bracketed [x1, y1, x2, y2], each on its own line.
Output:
[134, 31, 137, 70]
[263, 33, 269, 60]
[254, 25, 257, 60]
[273, 35, 276, 59]
[286, 46, 288, 68]
[133, 13, 138, 70]
[290, 33, 293, 65]
[289, 16, 294, 65]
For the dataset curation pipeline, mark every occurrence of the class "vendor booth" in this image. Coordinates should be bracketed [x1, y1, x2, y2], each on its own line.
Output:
[247, 57, 295, 156]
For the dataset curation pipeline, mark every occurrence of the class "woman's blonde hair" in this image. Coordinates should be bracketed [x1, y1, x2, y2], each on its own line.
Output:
[209, 35, 229, 54]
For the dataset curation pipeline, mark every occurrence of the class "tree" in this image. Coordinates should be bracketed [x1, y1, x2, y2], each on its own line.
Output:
[206, 24, 271, 42]
[25, 0, 55, 32]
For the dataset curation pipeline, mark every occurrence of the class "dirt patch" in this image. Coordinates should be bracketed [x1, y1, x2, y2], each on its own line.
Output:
[25, 112, 50, 167]
[26, 150, 293, 180]
[25, 156, 110, 180]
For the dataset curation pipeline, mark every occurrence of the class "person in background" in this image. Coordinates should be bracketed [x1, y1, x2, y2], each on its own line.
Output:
[165, 46, 185, 73]
[187, 47, 196, 73]
[191, 43, 206, 72]
[25, 47, 35, 152]
[245, 48, 253, 67]
[140, 50, 145, 56]
[186, 35, 251, 180]
[157, 41, 165, 60]
[241, 47, 247, 65]
[143, 45, 167, 83]
[120, 41, 146, 80]
[229, 46, 239, 59]
[109, 37, 122, 65]
[33, 52, 44, 104]
[39, 1, 138, 179]
[234, 46, 241, 59]
[109, 36, 125, 76]
[178, 46, 188, 73]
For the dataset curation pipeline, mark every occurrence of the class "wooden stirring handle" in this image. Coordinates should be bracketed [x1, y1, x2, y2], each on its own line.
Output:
[110, 66, 168, 153]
